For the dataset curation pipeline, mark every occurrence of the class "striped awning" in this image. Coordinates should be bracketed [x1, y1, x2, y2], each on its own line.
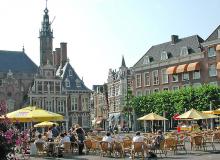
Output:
[187, 62, 200, 72]
[166, 66, 177, 75]
[217, 62, 220, 70]
[176, 64, 188, 73]
[216, 44, 220, 51]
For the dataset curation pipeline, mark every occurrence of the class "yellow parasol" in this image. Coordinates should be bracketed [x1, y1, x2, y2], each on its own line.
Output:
[177, 108, 210, 120]
[202, 108, 220, 115]
[137, 112, 167, 121]
[204, 114, 219, 119]
[137, 112, 167, 132]
[1, 106, 64, 122]
[34, 121, 59, 128]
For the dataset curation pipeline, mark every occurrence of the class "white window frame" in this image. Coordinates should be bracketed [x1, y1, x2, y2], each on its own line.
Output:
[71, 97, 78, 111]
[161, 51, 168, 60]
[172, 74, 178, 82]
[45, 100, 53, 112]
[144, 72, 150, 86]
[180, 47, 188, 56]
[57, 99, 65, 113]
[193, 70, 200, 79]
[208, 47, 216, 57]
[152, 70, 159, 85]
[136, 74, 142, 88]
[82, 97, 89, 111]
[209, 64, 217, 77]
[145, 89, 151, 95]
[143, 56, 150, 64]
[163, 87, 169, 91]
[182, 73, 189, 81]
[161, 69, 168, 84]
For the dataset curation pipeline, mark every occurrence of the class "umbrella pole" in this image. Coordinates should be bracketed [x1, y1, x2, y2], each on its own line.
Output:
[171, 118, 173, 129]
[152, 120, 154, 133]
[145, 120, 146, 133]
[164, 120, 166, 133]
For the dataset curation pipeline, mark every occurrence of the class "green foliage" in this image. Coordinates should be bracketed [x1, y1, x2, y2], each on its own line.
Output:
[130, 85, 220, 119]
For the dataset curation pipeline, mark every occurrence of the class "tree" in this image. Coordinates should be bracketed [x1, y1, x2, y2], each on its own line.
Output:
[130, 85, 220, 121]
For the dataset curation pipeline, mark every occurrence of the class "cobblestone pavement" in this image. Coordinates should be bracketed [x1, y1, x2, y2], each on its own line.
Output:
[25, 142, 220, 160]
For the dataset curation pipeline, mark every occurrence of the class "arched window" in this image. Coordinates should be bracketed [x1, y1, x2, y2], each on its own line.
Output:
[180, 47, 189, 56]
[161, 51, 168, 60]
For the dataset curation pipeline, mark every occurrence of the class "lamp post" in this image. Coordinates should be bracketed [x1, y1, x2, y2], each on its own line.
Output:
[210, 101, 213, 130]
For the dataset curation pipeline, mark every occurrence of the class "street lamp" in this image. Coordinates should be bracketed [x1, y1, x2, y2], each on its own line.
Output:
[210, 101, 213, 130]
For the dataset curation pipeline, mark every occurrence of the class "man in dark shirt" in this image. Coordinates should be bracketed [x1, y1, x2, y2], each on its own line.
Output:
[52, 124, 59, 138]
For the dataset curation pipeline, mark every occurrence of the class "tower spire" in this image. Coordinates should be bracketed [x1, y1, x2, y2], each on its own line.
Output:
[121, 55, 126, 67]
[39, 0, 53, 66]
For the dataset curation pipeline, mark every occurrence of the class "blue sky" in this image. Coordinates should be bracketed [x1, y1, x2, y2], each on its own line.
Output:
[0, 0, 219, 89]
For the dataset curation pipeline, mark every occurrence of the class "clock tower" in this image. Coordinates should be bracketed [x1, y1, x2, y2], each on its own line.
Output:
[39, 4, 53, 66]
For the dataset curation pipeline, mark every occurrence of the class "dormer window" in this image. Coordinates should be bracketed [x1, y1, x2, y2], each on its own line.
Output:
[180, 47, 189, 56]
[143, 56, 150, 64]
[69, 70, 72, 76]
[161, 51, 168, 60]
[143, 56, 153, 64]
[65, 78, 70, 87]
[218, 29, 220, 39]
[75, 79, 81, 88]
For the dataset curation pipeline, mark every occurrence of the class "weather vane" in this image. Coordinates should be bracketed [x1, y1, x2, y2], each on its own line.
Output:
[46, 0, 48, 8]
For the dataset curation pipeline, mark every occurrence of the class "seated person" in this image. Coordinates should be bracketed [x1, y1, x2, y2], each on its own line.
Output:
[129, 131, 145, 159]
[149, 130, 164, 150]
[102, 132, 114, 149]
[34, 134, 46, 152]
[103, 132, 114, 143]
[132, 131, 144, 142]
[34, 134, 46, 145]
[60, 132, 71, 148]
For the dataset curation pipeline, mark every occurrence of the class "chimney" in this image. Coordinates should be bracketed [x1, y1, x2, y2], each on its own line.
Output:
[60, 42, 67, 66]
[171, 35, 179, 44]
[53, 48, 61, 67]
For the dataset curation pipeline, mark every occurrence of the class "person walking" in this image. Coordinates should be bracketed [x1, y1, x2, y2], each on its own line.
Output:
[74, 124, 85, 155]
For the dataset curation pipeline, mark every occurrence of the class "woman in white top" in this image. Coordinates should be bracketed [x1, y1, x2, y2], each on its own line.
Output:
[34, 134, 46, 145]
[132, 131, 144, 142]
[47, 127, 53, 141]
[102, 132, 114, 149]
